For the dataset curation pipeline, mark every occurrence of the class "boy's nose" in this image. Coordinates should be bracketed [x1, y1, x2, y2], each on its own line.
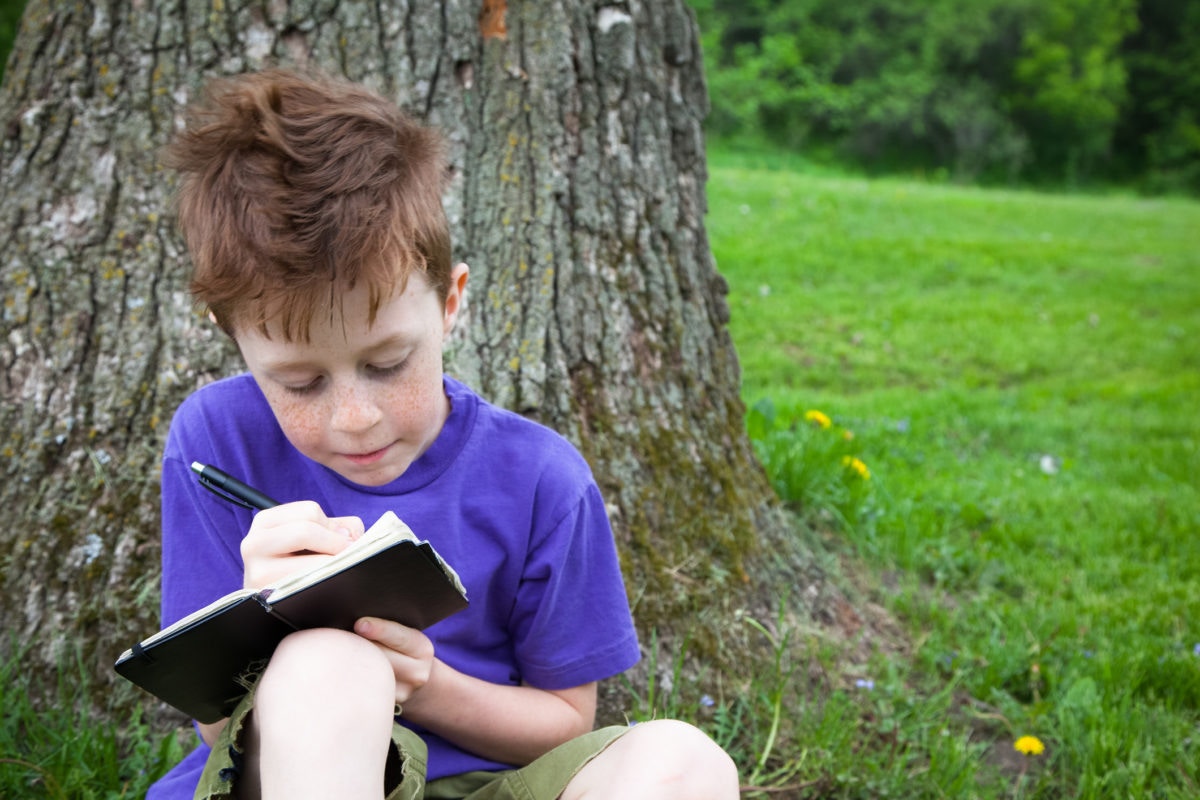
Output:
[329, 383, 384, 433]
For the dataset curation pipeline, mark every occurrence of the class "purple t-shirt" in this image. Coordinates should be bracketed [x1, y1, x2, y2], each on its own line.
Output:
[147, 374, 640, 799]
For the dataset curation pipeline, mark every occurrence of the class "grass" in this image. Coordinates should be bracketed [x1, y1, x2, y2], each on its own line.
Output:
[0, 644, 183, 798]
[700, 141, 1200, 797]
[3, 147, 1197, 797]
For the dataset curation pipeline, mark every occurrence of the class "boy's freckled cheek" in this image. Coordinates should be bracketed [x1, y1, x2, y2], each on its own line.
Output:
[289, 415, 324, 443]
[271, 398, 325, 447]
[384, 389, 419, 428]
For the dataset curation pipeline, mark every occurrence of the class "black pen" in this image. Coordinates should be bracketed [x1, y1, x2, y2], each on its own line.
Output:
[191, 462, 280, 511]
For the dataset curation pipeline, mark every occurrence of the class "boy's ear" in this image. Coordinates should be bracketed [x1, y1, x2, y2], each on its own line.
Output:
[443, 262, 470, 333]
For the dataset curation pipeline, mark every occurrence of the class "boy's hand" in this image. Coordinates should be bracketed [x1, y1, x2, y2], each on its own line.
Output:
[353, 617, 435, 707]
[240, 500, 365, 589]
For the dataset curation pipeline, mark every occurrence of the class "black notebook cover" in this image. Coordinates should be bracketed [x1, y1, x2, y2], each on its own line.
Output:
[115, 534, 468, 723]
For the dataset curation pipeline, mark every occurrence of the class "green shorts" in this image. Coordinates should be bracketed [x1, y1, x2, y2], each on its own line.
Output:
[195, 683, 630, 800]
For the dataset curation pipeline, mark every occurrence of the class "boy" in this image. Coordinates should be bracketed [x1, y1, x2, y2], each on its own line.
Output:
[148, 68, 739, 800]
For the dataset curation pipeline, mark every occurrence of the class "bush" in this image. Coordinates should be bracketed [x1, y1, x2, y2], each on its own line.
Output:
[0, 0, 25, 83]
[689, 0, 1199, 191]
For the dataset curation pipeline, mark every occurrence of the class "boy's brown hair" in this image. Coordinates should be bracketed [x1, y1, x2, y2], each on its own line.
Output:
[165, 68, 452, 341]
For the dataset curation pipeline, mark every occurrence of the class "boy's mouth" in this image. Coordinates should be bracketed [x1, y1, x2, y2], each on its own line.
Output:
[342, 445, 391, 466]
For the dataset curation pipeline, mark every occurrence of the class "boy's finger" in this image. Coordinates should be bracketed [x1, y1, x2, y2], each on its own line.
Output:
[243, 518, 353, 558]
[252, 500, 326, 525]
[327, 515, 366, 540]
[284, 521, 356, 555]
[354, 617, 425, 653]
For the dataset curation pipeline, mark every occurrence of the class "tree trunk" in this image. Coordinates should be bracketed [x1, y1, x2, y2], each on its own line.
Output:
[0, 0, 836, 728]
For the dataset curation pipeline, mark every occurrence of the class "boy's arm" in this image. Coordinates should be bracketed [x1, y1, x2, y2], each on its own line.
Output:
[416, 667, 597, 766]
[198, 719, 228, 748]
[354, 617, 599, 766]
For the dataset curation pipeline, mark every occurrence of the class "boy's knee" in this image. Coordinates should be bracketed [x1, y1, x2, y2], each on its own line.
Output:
[583, 719, 739, 799]
[642, 720, 738, 788]
[243, 629, 397, 795]
[258, 628, 393, 710]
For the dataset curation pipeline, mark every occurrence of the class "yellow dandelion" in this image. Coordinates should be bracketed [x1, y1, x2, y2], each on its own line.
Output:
[804, 409, 832, 429]
[1014, 735, 1045, 756]
[842, 456, 870, 480]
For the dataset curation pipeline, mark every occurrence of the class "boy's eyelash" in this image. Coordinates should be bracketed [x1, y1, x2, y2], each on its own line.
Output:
[367, 360, 407, 377]
[283, 378, 323, 396]
[279, 360, 408, 395]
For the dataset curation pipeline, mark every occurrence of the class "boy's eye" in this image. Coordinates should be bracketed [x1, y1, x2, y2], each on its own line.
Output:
[366, 359, 407, 378]
[282, 377, 323, 396]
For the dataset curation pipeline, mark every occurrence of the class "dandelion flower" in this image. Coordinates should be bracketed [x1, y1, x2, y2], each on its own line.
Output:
[842, 455, 871, 480]
[805, 409, 832, 429]
[1014, 735, 1045, 756]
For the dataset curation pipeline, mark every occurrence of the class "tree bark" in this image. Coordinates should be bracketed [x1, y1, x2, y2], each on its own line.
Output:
[1, 0, 832, 728]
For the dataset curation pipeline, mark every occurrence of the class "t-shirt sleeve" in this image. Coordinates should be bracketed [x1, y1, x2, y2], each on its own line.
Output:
[159, 409, 252, 629]
[507, 480, 640, 689]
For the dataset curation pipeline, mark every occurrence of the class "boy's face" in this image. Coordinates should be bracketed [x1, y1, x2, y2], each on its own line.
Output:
[236, 264, 469, 487]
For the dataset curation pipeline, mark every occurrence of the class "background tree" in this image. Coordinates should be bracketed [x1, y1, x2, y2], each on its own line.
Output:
[1114, 0, 1200, 193]
[0, 0, 860, 731]
[0, 1, 20, 75]
[692, 0, 1197, 190]
[694, 0, 1038, 180]
[1008, 0, 1137, 184]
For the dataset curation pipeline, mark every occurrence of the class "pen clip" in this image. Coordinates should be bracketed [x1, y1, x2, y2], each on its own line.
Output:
[198, 475, 257, 510]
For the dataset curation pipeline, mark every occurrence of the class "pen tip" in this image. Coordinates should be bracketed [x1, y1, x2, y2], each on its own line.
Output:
[190, 461, 205, 474]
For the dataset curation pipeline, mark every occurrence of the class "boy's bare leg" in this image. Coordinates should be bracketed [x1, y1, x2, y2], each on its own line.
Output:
[239, 628, 397, 800]
[561, 719, 739, 800]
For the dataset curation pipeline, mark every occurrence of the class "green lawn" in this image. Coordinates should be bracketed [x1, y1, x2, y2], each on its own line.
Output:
[709, 145, 1200, 797]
